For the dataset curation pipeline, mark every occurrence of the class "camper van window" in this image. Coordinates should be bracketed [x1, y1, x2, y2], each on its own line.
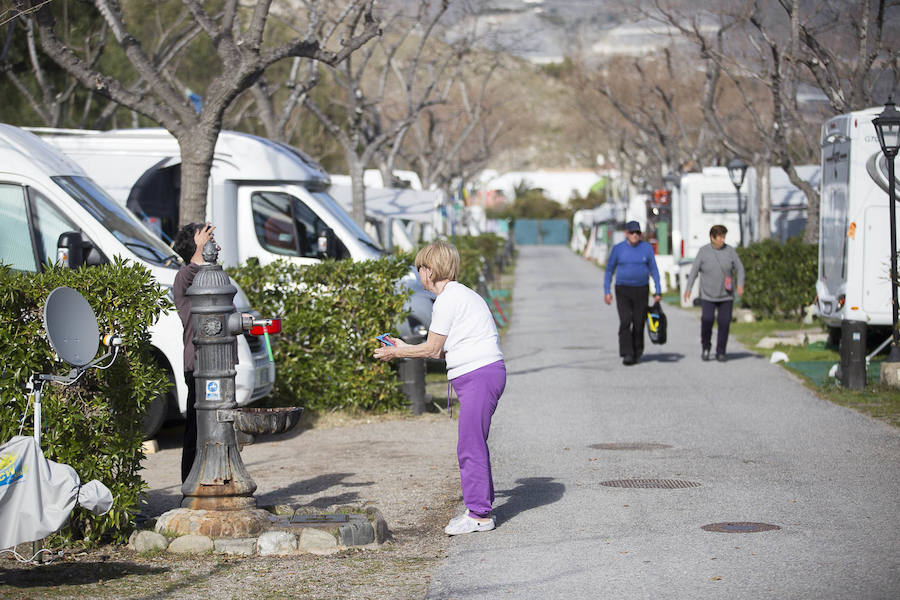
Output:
[51, 176, 178, 268]
[0, 183, 37, 271]
[309, 190, 383, 254]
[701, 193, 742, 213]
[251, 191, 351, 259]
[28, 188, 79, 267]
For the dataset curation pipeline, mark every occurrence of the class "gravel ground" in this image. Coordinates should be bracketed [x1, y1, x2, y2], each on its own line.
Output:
[0, 410, 463, 599]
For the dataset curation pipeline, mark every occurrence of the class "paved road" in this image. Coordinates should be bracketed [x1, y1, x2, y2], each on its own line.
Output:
[426, 245, 900, 600]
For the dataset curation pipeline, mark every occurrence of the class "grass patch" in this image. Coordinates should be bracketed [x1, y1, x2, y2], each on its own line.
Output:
[729, 319, 900, 428]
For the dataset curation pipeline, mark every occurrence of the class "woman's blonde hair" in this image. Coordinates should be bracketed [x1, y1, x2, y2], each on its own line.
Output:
[414, 241, 459, 282]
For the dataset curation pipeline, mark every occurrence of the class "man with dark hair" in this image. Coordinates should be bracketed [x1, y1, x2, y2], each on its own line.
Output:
[604, 221, 662, 365]
[172, 222, 215, 483]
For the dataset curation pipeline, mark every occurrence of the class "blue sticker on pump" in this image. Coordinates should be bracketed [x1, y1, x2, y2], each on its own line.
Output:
[206, 380, 220, 400]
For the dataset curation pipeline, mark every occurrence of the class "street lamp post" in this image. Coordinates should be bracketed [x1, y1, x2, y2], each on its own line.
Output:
[873, 100, 900, 362]
[727, 158, 749, 247]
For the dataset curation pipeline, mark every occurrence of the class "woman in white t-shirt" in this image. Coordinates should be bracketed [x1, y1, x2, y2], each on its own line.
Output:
[374, 241, 505, 536]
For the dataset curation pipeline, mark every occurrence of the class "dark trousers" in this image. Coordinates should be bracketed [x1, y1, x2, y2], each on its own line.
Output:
[615, 284, 649, 360]
[701, 300, 734, 355]
[181, 371, 197, 483]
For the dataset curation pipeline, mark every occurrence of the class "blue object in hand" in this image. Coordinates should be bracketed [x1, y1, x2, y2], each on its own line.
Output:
[376, 334, 395, 347]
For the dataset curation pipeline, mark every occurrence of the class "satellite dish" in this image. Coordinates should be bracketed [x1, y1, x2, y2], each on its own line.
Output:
[43, 286, 99, 367]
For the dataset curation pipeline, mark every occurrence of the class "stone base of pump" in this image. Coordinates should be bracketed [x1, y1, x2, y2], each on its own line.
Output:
[148, 504, 389, 556]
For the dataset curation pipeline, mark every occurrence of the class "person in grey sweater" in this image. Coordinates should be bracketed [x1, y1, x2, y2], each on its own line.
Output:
[683, 224, 745, 362]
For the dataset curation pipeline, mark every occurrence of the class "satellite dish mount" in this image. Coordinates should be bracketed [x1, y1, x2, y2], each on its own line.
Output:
[24, 287, 122, 448]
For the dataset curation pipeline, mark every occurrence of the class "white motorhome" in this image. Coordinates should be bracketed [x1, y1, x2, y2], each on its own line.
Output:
[34, 128, 433, 340]
[328, 182, 442, 251]
[671, 168, 752, 306]
[671, 167, 753, 263]
[816, 106, 896, 333]
[0, 124, 274, 437]
[763, 165, 820, 242]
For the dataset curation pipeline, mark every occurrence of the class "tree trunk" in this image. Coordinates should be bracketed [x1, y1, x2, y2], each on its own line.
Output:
[177, 126, 219, 227]
[783, 163, 820, 244]
[756, 162, 771, 241]
[348, 155, 367, 229]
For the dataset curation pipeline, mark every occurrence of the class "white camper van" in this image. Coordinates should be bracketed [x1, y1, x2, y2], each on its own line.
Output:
[328, 182, 442, 252]
[34, 128, 433, 340]
[672, 167, 753, 262]
[816, 106, 896, 334]
[0, 124, 274, 437]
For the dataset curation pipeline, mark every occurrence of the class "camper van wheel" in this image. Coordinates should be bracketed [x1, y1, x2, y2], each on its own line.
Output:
[141, 368, 174, 440]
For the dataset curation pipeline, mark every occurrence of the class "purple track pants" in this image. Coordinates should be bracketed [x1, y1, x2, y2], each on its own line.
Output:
[450, 360, 506, 519]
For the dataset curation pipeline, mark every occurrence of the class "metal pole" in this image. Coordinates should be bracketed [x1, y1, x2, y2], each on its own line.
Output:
[735, 184, 744, 247]
[887, 153, 900, 361]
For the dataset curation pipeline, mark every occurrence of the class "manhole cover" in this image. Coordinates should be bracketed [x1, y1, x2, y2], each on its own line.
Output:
[599, 479, 701, 489]
[590, 443, 672, 450]
[702, 522, 781, 533]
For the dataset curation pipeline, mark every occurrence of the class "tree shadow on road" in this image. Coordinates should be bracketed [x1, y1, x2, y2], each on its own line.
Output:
[255, 472, 373, 508]
[721, 351, 762, 361]
[0, 560, 169, 589]
[493, 477, 565, 526]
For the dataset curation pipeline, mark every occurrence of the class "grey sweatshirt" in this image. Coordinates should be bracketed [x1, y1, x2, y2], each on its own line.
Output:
[685, 244, 745, 302]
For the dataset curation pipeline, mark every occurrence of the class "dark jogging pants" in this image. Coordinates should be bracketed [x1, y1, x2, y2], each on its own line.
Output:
[615, 284, 650, 360]
[700, 299, 734, 355]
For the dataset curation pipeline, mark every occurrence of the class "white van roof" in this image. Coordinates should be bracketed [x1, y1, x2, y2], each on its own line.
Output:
[31, 127, 331, 184]
[0, 124, 88, 179]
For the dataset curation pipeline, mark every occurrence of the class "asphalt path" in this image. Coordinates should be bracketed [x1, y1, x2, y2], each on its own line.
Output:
[426, 245, 900, 600]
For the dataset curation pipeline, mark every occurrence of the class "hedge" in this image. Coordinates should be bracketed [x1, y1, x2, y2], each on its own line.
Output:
[452, 234, 511, 290]
[737, 237, 817, 320]
[228, 256, 413, 412]
[0, 259, 170, 546]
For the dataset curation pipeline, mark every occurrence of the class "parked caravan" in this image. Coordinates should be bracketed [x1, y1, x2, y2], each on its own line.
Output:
[671, 167, 753, 263]
[763, 166, 819, 242]
[817, 107, 896, 336]
[35, 128, 433, 340]
[328, 182, 443, 251]
[0, 124, 274, 437]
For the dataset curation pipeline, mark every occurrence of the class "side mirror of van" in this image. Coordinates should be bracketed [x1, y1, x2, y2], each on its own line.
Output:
[56, 231, 108, 268]
[56, 231, 85, 268]
[317, 227, 336, 259]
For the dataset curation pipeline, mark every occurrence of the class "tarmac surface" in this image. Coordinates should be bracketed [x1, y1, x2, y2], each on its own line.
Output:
[425, 245, 900, 600]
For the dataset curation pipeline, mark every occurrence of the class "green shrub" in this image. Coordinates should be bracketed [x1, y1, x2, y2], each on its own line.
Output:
[0, 259, 171, 545]
[737, 237, 817, 320]
[228, 256, 412, 412]
[453, 234, 510, 290]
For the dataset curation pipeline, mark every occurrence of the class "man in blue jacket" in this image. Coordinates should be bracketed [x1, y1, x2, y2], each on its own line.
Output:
[604, 221, 661, 365]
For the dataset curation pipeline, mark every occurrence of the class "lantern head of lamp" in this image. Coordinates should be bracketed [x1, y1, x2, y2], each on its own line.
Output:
[727, 158, 749, 188]
[873, 100, 900, 158]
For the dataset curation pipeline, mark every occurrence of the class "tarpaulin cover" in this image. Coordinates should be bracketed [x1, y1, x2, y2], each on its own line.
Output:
[0, 436, 113, 549]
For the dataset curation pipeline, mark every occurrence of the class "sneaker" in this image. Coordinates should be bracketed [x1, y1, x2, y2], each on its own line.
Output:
[444, 514, 495, 535]
[447, 510, 471, 526]
[702, 348, 710, 361]
[622, 356, 635, 366]
[716, 353, 726, 362]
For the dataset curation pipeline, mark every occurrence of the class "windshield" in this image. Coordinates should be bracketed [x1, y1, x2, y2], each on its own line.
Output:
[52, 175, 180, 268]
[310, 190, 384, 254]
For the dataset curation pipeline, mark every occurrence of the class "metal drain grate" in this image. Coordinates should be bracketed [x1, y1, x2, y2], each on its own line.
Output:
[590, 443, 672, 450]
[599, 479, 701, 489]
[701, 522, 781, 533]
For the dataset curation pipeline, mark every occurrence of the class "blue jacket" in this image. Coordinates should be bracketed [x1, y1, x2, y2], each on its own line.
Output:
[604, 240, 661, 294]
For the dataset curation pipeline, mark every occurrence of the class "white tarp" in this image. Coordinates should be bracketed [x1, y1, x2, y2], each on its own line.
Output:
[0, 436, 113, 549]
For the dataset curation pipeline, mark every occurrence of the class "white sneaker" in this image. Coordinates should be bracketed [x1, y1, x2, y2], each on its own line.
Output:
[444, 514, 495, 535]
[447, 510, 471, 526]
